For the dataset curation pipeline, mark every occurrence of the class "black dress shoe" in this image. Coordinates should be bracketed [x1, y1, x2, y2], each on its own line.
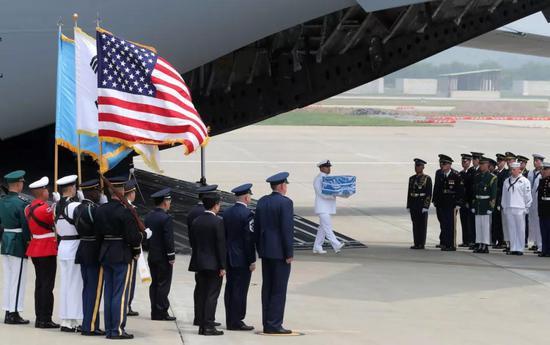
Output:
[441, 247, 456, 251]
[529, 245, 538, 251]
[106, 332, 134, 339]
[36, 320, 60, 328]
[5, 312, 30, 325]
[264, 327, 292, 334]
[82, 329, 106, 336]
[458, 243, 469, 248]
[227, 323, 254, 331]
[203, 327, 224, 336]
[60, 326, 79, 333]
[127, 307, 139, 317]
[152, 315, 177, 321]
[435, 244, 441, 248]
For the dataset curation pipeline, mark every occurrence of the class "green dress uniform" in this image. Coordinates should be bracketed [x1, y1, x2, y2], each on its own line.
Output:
[0, 170, 31, 324]
[472, 170, 497, 252]
[407, 172, 432, 249]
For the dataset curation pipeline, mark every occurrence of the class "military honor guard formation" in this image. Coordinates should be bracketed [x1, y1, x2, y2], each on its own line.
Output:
[0, 163, 321, 338]
[407, 152, 550, 256]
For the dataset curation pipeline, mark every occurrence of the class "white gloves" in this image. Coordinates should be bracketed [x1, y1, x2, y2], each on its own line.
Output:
[487, 210, 492, 215]
[52, 192, 61, 202]
[497, 206, 501, 211]
[99, 193, 108, 205]
[144, 228, 153, 239]
[525, 208, 530, 215]
[471, 209, 475, 214]
[422, 208, 429, 213]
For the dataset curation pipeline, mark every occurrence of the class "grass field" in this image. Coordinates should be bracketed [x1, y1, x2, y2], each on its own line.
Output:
[258, 110, 428, 126]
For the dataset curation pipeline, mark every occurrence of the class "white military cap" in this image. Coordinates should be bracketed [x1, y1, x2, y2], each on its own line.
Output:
[509, 162, 521, 168]
[543, 162, 550, 169]
[56, 175, 78, 186]
[316, 159, 332, 168]
[533, 154, 546, 160]
[29, 176, 49, 189]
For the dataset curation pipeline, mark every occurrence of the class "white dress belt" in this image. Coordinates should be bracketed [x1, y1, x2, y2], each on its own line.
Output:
[542, 197, 550, 201]
[4, 228, 22, 233]
[475, 195, 490, 199]
[33, 233, 56, 239]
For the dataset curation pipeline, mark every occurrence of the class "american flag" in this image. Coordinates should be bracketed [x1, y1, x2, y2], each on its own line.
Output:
[96, 29, 208, 153]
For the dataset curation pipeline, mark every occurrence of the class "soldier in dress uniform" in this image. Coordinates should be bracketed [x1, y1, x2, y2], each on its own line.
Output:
[145, 188, 177, 321]
[491, 153, 508, 249]
[25, 177, 59, 329]
[488, 158, 497, 174]
[517, 155, 531, 248]
[255, 172, 294, 334]
[188, 184, 221, 327]
[471, 157, 497, 254]
[73, 179, 106, 336]
[406, 159, 432, 249]
[468, 152, 484, 248]
[537, 162, 550, 257]
[54, 175, 83, 332]
[94, 177, 144, 339]
[312, 160, 344, 254]
[458, 154, 475, 248]
[223, 183, 256, 331]
[432, 155, 465, 251]
[527, 154, 545, 252]
[502, 162, 532, 255]
[0, 170, 31, 325]
[500, 152, 516, 251]
[124, 180, 139, 317]
[189, 191, 226, 336]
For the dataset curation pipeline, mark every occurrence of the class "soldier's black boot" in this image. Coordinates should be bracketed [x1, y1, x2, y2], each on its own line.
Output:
[6, 312, 29, 325]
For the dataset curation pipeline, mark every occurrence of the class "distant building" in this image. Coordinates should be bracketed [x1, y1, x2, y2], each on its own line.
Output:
[395, 78, 438, 95]
[346, 78, 384, 95]
[438, 69, 501, 99]
[513, 80, 550, 96]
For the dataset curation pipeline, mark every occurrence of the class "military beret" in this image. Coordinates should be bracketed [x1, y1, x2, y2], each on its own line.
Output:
[29, 176, 48, 189]
[80, 179, 100, 190]
[124, 180, 137, 193]
[460, 154, 473, 160]
[4, 170, 25, 183]
[231, 183, 253, 196]
[414, 158, 427, 165]
[438, 154, 453, 164]
[471, 152, 484, 159]
[56, 175, 78, 187]
[266, 172, 290, 185]
[533, 154, 545, 161]
[151, 187, 171, 200]
[317, 159, 332, 168]
[516, 155, 529, 163]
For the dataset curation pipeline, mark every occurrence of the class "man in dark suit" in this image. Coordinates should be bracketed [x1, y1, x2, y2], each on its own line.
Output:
[145, 188, 176, 321]
[255, 172, 294, 334]
[187, 184, 221, 328]
[188, 192, 226, 336]
[223, 183, 256, 331]
[94, 177, 143, 340]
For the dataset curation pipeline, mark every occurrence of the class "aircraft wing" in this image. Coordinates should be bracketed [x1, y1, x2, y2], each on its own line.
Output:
[461, 29, 550, 58]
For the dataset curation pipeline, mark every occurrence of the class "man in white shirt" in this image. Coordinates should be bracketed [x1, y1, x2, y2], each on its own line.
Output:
[501, 162, 533, 255]
[527, 154, 545, 252]
[313, 160, 344, 254]
[54, 175, 83, 332]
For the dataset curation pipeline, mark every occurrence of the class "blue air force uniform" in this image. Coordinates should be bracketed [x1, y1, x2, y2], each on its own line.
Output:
[93, 178, 143, 339]
[144, 188, 176, 320]
[73, 179, 105, 335]
[255, 172, 294, 334]
[223, 184, 256, 330]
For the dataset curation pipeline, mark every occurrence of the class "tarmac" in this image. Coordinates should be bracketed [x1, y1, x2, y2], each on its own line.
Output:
[3, 121, 550, 345]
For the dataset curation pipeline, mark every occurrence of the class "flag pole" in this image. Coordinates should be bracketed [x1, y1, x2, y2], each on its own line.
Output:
[72, 13, 82, 185]
[54, 19, 63, 193]
[99, 137, 104, 189]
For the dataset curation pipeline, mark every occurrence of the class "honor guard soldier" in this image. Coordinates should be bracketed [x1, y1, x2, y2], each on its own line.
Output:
[312, 160, 344, 254]
[502, 162, 532, 255]
[94, 177, 144, 339]
[145, 188, 177, 321]
[458, 153, 475, 248]
[73, 179, 106, 336]
[55, 175, 83, 332]
[406, 159, 432, 249]
[0, 170, 31, 325]
[124, 180, 139, 317]
[25, 177, 59, 329]
[433, 155, 465, 251]
[496, 153, 513, 250]
[471, 157, 497, 253]
[255, 172, 294, 334]
[188, 191, 226, 336]
[223, 183, 256, 331]
[518, 155, 530, 177]
[537, 162, 550, 256]
[188, 184, 221, 327]
[527, 154, 545, 252]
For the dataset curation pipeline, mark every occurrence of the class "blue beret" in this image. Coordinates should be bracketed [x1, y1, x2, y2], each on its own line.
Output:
[80, 179, 99, 190]
[4, 170, 26, 183]
[266, 172, 289, 185]
[231, 183, 253, 196]
[196, 184, 218, 194]
[151, 187, 171, 199]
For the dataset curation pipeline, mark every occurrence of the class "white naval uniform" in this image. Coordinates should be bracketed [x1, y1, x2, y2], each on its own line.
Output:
[527, 169, 542, 248]
[55, 199, 83, 327]
[313, 172, 342, 251]
[501, 175, 533, 252]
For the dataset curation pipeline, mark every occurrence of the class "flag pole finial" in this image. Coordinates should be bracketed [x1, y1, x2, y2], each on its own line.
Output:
[96, 11, 101, 28]
[72, 13, 78, 28]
